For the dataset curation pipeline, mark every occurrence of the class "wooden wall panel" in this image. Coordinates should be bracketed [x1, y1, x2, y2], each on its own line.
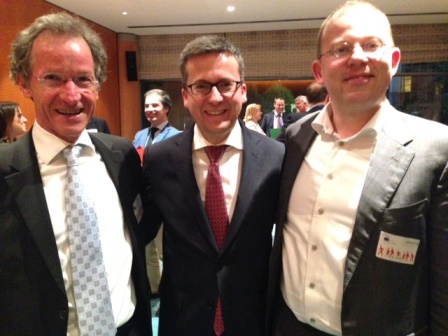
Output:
[0, 0, 121, 136]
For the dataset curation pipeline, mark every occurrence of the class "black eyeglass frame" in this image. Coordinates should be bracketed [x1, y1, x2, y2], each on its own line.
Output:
[186, 81, 243, 96]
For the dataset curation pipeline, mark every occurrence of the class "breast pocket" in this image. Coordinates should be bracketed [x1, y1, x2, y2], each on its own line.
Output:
[381, 199, 429, 239]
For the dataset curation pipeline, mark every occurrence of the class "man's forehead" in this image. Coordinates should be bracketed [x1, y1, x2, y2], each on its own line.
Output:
[324, 9, 392, 43]
[186, 52, 238, 70]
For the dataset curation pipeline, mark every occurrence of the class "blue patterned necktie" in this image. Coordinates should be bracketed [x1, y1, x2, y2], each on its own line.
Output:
[63, 145, 116, 336]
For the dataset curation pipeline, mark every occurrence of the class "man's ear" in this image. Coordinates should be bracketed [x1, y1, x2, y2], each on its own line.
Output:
[312, 60, 324, 85]
[390, 47, 401, 77]
[181, 87, 189, 109]
[17, 74, 33, 99]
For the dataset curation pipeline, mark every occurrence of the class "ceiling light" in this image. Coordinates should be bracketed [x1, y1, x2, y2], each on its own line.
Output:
[227, 6, 235, 12]
[122, 11, 128, 15]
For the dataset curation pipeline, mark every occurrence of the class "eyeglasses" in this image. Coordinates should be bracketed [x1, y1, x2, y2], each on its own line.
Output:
[187, 81, 242, 96]
[319, 38, 387, 59]
[32, 74, 99, 92]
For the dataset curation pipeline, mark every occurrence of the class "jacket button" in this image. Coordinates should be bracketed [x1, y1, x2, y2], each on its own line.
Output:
[59, 310, 68, 320]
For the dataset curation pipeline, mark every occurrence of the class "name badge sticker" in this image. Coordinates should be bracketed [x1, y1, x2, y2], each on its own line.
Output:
[376, 231, 420, 265]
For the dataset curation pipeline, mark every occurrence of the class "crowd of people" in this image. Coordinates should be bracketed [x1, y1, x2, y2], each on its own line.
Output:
[1, 1, 447, 336]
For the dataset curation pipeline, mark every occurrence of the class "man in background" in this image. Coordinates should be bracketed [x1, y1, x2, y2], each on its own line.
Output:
[133, 88, 181, 300]
[261, 97, 286, 138]
[304, 81, 328, 113]
[0, 12, 151, 335]
[277, 82, 327, 143]
[142, 35, 284, 335]
[133, 89, 181, 150]
[268, 1, 448, 335]
[294, 95, 309, 113]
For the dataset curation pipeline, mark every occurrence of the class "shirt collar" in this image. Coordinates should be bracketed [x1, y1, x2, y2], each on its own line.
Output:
[193, 120, 243, 151]
[151, 120, 169, 132]
[32, 121, 95, 164]
[312, 102, 386, 140]
[274, 110, 283, 117]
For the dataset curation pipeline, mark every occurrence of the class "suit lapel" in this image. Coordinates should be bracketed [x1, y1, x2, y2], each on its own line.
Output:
[155, 126, 169, 144]
[173, 128, 220, 252]
[344, 111, 415, 290]
[5, 134, 66, 294]
[277, 117, 317, 231]
[222, 126, 262, 250]
[90, 134, 124, 187]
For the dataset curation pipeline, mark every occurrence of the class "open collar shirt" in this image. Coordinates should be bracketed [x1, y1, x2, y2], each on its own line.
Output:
[281, 103, 385, 335]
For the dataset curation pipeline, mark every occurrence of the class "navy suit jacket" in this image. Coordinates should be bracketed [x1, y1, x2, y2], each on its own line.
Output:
[261, 111, 286, 138]
[0, 132, 152, 335]
[142, 120, 284, 335]
[267, 104, 448, 335]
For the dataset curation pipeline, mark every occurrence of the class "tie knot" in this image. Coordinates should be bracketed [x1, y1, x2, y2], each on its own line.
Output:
[205, 145, 227, 164]
[150, 127, 158, 139]
[62, 145, 82, 167]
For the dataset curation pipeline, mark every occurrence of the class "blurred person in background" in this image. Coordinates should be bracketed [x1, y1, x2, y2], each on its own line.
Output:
[0, 101, 28, 143]
[243, 103, 265, 135]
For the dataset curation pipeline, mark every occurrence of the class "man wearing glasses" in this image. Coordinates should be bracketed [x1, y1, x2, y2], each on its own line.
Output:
[1, 12, 151, 336]
[141, 35, 284, 335]
[268, 1, 448, 335]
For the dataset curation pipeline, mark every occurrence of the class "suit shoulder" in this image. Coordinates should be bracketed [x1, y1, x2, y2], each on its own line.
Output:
[0, 143, 15, 171]
[263, 136, 285, 154]
[166, 126, 182, 136]
[250, 131, 285, 158]
[90, 133, 134, 151]
[134, 127, 149, 138]
[146, 130, 183, 154]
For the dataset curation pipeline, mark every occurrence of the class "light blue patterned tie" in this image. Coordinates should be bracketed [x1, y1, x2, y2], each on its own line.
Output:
[63, 145, 116, 336]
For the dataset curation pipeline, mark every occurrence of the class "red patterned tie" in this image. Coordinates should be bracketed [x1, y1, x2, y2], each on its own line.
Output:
[204, 145, 228, 336]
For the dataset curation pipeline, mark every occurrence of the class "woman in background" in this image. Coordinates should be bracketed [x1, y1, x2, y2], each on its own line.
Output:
[0, 101, 28, 143]
[243, 103, 265, 135]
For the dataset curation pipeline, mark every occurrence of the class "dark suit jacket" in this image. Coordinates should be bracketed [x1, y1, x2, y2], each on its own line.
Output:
[142, 120, 285, 335]
[0, 132, 152, 335]
[261, 111, 286, 138]
[267, 105, 448, 335]
[86, 116, 111, 134]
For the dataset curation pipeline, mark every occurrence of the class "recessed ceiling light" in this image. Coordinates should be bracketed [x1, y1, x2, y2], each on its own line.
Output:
[227, 6, 235, 12]
[122, 11, 128, 15]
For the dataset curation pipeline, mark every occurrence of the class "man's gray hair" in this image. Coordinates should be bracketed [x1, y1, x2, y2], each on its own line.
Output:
[9, 12, 108, 85]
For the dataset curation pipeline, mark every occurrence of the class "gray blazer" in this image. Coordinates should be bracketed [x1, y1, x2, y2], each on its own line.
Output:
[267, 105, 448, 335]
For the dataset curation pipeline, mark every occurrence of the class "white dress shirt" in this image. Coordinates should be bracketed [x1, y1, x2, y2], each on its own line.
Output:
[245, 120, 265, 135]
[32, 122, 135, 336]
[281, 104, 384, 335]
[192, 122, 243, 223]
[151, 120, 168, 144]
[274, 111, 283, 129]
